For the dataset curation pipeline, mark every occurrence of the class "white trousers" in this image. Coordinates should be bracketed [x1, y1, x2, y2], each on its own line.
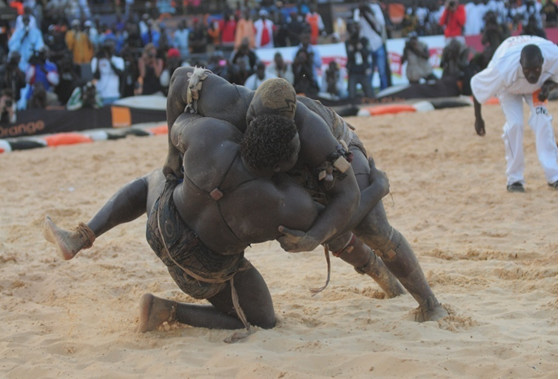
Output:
[499, 92, 558, 185]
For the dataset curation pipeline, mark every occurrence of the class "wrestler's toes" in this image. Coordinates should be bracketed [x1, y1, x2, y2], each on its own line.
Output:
[137, 294, 173, 333]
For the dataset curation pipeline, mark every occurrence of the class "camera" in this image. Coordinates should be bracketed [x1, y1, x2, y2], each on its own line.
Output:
[81, 82, 98, 108]
[29, 48, 47, 65]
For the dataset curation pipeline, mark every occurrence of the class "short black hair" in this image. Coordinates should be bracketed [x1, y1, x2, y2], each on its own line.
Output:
[520, 44, 543, 67]
[240, 114, 298, 170]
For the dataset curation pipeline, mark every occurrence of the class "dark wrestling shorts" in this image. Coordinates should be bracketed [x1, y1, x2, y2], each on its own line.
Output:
[146, 180, 246, 299]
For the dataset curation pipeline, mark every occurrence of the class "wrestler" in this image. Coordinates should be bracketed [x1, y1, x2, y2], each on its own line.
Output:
[44, 112, 402, 338]
[164, 69, 447, 321]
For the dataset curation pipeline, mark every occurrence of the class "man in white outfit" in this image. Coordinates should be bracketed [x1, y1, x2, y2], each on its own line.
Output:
[470, 36, 558, 192]
[254, 10, 275, 49]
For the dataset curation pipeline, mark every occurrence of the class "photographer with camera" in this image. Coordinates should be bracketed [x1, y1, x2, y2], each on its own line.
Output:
[8, 14, 44, 72]
[345, 20, 375, 100]
[67, 81, 102, 110]
[136, 43, 164, 96]
[353, 0, 389, 91]
[439, 0, 466, 44]
[91, 40, 124, 106]
[54, 51, 80, 106]
[229, 37, 260, 80]
[321, 60, 347, 99]
[3, 52, 26, 107]
[25, 46, 60, 108]
[13, 6, 37, 34]
[292, 48, 320, 98]
[401, 32, 437, 84]
[0, 89, 17, 124]
[266, 52, 294, 85]
[291, 26, 322, 95]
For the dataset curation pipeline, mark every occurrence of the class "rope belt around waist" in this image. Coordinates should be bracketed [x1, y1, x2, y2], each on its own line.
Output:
[155, 204, 252, 342]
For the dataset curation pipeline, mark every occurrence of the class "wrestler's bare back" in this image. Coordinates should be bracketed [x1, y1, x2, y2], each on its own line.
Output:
[167, 66, 348, 169]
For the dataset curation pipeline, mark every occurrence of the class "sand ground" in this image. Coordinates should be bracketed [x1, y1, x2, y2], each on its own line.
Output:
[0, 101, 557, 378]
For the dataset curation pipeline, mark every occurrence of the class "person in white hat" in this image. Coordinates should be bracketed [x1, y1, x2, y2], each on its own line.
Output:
[254, 9, 275, 49]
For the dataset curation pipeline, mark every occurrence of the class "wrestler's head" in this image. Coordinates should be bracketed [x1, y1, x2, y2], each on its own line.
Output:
[246, 78, 297, 125]
[520, 44, 544, 84]
[240, 113, 300, 175]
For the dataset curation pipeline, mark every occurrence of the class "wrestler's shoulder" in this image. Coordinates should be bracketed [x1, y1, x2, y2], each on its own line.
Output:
[190, 116, 241, 140]
[171, 66, 194, 81]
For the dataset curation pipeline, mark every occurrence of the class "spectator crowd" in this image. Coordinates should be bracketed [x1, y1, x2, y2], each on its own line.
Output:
[0, 0, 556, 122]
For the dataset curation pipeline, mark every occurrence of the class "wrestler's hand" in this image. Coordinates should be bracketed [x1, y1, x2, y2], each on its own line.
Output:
[277, 226, 321, 253]
[474, 117, 486, 136]
[538, 80, 556, 102]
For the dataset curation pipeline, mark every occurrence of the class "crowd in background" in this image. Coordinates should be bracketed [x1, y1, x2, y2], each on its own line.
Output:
[0, 0, 557, 121]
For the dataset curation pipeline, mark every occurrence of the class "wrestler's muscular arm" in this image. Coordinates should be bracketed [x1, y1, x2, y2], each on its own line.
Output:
[346, 158, 390, 230]
[278, 107, 361, 252]
[165, 68, 193, 178]
[164, 67, 254, 178]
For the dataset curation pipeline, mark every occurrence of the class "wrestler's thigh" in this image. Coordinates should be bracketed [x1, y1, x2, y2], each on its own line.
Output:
[207, 263, 276, 329]
[351, 145, 388, 193]
[145, 169, 166, 213]
[354, 200, 392, 239]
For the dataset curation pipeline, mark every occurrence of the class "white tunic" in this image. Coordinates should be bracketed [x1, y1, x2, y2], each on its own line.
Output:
[471, 36, 558, 103]
[471, 35, 558, 186]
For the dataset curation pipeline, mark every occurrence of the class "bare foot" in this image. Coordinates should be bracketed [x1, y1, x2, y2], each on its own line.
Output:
[137, 293, 175, 333]
[43, 216, 83, 260]
[413, 300, 449, 322]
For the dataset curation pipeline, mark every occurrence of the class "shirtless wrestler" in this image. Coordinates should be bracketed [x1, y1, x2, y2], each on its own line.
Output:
[163, 69, 447, 321]
[44, 112, 401, 337]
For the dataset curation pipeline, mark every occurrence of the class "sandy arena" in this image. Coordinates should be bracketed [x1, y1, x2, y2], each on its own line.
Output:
[0, 101, 557, 378]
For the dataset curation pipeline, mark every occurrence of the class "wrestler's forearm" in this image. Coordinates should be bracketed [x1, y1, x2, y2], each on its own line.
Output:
[307, 180, 360, 245]
[347, 179, 387, 231]
[164, 121, 184, 178]
[164, 72, 190, 178]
